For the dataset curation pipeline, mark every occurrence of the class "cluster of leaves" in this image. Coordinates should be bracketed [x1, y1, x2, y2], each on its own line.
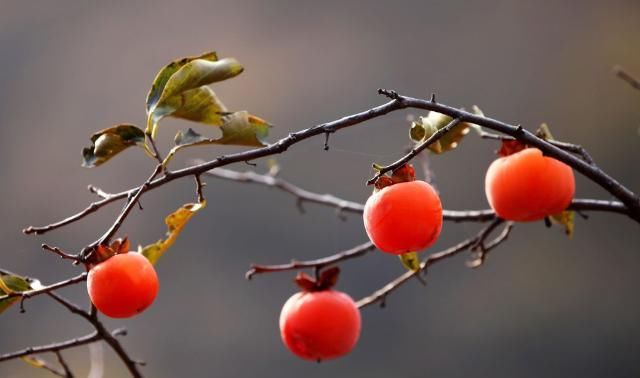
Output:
[82, 52, 273, 265]
[82, 51, 271, 168]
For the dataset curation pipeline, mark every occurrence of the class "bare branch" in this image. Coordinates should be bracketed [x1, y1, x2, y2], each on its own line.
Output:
[356, 237, 478, 309]
[41, 244, 81, 264]
[467, 220, 514, 268]
[94, 164, 163, 247]
[203, 168, 365, 216]
[356, 219, 518, 308]
[367, 117, 463, 184]
[613, 65, 640, 91]
[0, 273, 88, 310]
[246, 241, 376, 279]
[194, 174, 206, 203]
[0, 332, 100, 363]
[87, 185, 115, 200]
[55, 351, 74, 378]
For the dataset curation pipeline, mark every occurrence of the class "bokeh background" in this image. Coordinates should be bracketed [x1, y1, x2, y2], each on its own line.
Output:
[1, 1, 639, 377]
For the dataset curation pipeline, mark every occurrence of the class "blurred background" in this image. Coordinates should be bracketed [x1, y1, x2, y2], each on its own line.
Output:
[1, 0, 639, 377]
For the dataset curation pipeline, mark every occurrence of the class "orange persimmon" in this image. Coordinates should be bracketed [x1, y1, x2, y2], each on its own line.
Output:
[485, 147, 575, 221]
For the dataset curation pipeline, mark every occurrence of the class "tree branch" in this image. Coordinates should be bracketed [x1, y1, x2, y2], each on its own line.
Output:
[356, 219, 513, 309]
[0, 332, 100, 363]
[366, 117, 462, 184]
[0, 273, 88, 311]
[55, 351, 74, 378]
[613, 65, 640, 91]
[24, 91, 640, 238]
[246, 241, 376, 279]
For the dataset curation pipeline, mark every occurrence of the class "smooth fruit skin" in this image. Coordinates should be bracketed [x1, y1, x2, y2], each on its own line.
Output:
[279, 290, 361, 361]
[363, 181, 443, 254]
[485, 148, 575, 221]
[87, 253, 159, 318]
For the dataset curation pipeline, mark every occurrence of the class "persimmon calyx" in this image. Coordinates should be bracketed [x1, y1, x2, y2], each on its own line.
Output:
[372, 164, 417, 191]
[89, 237, 131, 265]
[497, 140, 527, 157]
[294, 267, 340, 292]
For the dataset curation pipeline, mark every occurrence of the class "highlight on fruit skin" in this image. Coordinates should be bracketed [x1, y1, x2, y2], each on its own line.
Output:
[279, 289, 361, 361]
[485, 147, 575, 222]
[87, 252, 159, 318]
[363, 176, 443, 255]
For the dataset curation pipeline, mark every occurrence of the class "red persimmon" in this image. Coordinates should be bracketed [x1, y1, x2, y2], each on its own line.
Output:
[280, 289, 361, 361]
[485, 147, 575, 221]
[364, 180, 443, 254]
[87, 252, 159, 318]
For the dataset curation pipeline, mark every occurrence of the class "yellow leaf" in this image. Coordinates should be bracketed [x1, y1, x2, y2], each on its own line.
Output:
[0, 271, 39, 314]
[422, 111, 470, 154]
[167, 86, 228, 125]
[146, 52, 243, 138]
[21, 356, 45, 368]
[82, 124, 145, 167]
[537, 122, 555, 141]
[139, 201, 207, 264]
[163, 112, 272, 166]
[399, 251, 421, 272]
[146, 51, 219, 114]
[550, 210, 575, 238]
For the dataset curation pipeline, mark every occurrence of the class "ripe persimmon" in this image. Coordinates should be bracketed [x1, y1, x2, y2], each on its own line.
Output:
[87, 252, 159, 318]
[363, 165, 443, 255]
[279, 268, 360, 361]
[280, 289, 360, 361]
[485, 146, 575, 221]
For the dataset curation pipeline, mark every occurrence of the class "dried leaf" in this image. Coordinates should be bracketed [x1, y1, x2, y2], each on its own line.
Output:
[164, 111, 271, 166]
[399, 251, 421, 272]
[215, 111, 271, 147]
[550, 210, 575, 238]
[82, 124, 145, 167]
[139, 201, 207, 264]
[422, 112, 470, 153]
[146, 51, 219, 114]
[20, 356, 46, 369]
[536, 122, 555, 141]
[469, 105, 486, 135]
[146, 52, 243, 137]
[168, 86, 229, 125]
[0, 271, 40, 314]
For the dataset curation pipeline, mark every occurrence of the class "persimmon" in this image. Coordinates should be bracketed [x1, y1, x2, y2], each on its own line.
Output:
[87, 252, 159, 318]
[279, 269, 360, 361]
[485, 145, 575, 221]
[363, 165, 443, 255]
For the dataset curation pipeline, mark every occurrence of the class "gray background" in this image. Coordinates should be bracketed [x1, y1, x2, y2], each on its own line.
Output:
[1, 1, 639, 377]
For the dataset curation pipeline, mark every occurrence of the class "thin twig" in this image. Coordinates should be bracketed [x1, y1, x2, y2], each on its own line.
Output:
[94, 164, 163, 247]
[0, 273, 88, 310]
[356, 238, 477, 309]
[0, 332, 100, 363]
[367, 117, 463, 184]
[467, 220, 514, 268]
[194, 174, 206, 203]
[55, 351, 74, 378]
[613, 65, 640, 91]
[146, 134, 164, 165]
[41, 244, 81, 263]
[246, 241, 376, 279]
[87, 185, 115, 200]
[356, 219, 516, 309]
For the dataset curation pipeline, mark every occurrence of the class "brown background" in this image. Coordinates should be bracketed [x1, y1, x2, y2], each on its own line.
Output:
[1, 1, 639, 377]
